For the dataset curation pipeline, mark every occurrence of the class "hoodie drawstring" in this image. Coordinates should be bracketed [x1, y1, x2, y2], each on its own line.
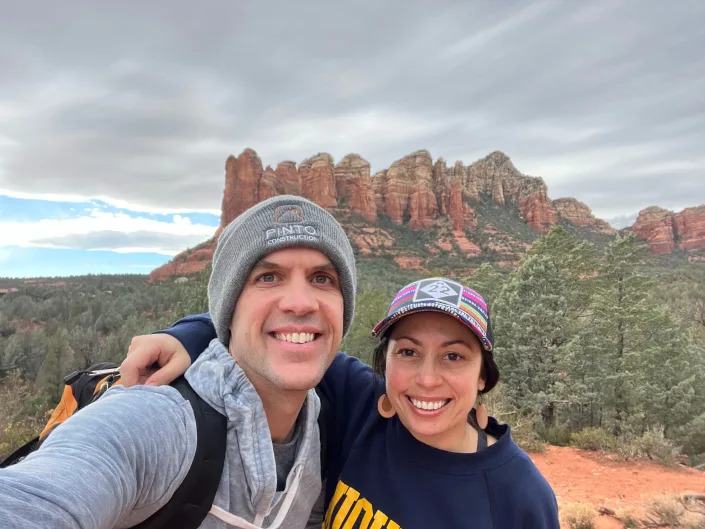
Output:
[208, 464, 305, 529]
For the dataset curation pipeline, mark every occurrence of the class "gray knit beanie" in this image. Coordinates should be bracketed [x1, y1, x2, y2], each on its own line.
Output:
[208, 195, 357, 345]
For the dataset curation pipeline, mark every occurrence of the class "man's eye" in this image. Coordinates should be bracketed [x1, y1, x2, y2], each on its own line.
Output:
[313, 274, 332, 285]
[257, 273, 276, 283]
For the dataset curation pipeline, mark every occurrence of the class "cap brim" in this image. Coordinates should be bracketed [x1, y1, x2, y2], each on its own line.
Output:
[372, 305, 493, 352]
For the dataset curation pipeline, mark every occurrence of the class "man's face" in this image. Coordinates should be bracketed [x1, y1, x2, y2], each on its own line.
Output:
[229, 247, 344, 395]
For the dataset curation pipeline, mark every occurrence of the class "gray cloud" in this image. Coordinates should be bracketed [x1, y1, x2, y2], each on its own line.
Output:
[1, 0, 704, 218]
[33, 230, 210, 254]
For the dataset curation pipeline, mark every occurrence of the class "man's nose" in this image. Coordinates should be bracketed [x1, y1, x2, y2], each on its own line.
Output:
[278, 277, 319, 314]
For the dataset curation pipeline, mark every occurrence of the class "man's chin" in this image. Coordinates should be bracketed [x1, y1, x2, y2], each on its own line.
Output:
[273, 366, 326, 392]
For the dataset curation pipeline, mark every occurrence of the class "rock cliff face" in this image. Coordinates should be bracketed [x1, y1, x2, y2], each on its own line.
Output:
[632, 205, 705, 254]
[149, 240, 215, 282]
[553, 198, 616, 235]
[151, 147, 633, 281]
[214, 148, 566, 235]
[465, 151, 558, 233]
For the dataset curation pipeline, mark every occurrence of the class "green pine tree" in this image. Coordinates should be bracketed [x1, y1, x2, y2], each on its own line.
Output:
[494, 226, 598, 426]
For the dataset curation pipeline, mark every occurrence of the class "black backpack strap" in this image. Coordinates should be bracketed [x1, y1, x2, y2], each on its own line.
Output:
[133, 376, 227, 529]
[0, 436, 40, 468]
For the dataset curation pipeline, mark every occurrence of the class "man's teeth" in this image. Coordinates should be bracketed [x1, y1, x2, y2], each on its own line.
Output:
[274, 332, 316, 344]
[410, 398, 448, 411]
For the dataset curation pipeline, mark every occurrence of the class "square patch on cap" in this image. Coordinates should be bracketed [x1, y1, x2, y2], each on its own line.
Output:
[413, 279, 462, 306]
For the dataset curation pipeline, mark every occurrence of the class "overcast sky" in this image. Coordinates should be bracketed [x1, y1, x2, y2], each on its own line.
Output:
[1, 1, 704, 276]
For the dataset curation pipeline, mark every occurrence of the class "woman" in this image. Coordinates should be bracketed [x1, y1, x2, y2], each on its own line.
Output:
[129, 278, 559, 528]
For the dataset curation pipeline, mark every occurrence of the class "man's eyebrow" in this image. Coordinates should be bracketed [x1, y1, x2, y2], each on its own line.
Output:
[250, 260, 338, 275]
[312, 264, 339, 276]
[251, 259, 278, 271]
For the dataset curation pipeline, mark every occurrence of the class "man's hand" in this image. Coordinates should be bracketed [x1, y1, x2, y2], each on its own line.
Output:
[120, 334, 191, 387]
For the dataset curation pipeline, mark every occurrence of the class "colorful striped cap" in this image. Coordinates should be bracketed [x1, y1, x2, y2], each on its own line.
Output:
[372, 278, 493, 352]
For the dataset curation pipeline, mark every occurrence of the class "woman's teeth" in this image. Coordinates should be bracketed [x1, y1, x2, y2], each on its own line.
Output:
[409, 398, 449, 411]
[274, 332, 316, 344]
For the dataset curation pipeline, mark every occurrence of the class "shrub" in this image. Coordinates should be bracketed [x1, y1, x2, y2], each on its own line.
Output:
[632, 427, 682, 466]
[643, 495, 684, 527]
[535, 424, 572, 446]
[570, 427, 616, 452]
[508, 413, 547, 453]
[561, 502, 595, 529]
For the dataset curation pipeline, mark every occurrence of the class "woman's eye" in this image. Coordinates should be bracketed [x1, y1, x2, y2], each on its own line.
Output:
[398, 348, 417, 358]
[445, 352, 463, 362]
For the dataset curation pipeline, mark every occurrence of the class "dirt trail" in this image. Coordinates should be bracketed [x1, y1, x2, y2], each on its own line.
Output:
[531, 446, 705, 528]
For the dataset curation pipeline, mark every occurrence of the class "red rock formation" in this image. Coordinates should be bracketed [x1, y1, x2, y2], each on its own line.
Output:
[453, 231, 482, 257]
[631, 206, 676, 254]
[448, 177, 475, 231]
[274, 161, 301, 195]
[433, 158, 449, 215]
[380, 150, 437, 227]
[553, 198, 616, 235]
[220, 149, 263, 230]
[673, 205, 705, 251]
[467, 151, 557, 232]
[519, 193, 558, 234]
[149, 241, 216, 282]
[632, 205, 705, 254]
[258, 167, 279, 201]
[334, 154, 377, 222]
[299, 153, 337, 208]
[152, 148, 634, 281]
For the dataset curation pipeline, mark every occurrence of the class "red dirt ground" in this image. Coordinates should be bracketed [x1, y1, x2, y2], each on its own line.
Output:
[531, 446, 705, 528]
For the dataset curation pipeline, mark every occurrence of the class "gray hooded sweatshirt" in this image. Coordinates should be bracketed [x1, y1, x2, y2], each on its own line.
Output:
[0, 340, 322, 529]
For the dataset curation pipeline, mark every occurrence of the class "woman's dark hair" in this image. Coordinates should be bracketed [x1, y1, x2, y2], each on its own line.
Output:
[372, 334, 500, 394]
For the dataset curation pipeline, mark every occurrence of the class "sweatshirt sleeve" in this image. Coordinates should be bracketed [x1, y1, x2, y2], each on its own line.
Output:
[0, 385, 198, 529]
[156, 312, 216, 363]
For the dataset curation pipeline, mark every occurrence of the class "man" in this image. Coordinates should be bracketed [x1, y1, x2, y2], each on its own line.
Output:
[0, 195, 357, 529]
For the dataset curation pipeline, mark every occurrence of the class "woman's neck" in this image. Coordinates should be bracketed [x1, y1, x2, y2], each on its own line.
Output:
[411, 423, 480, 453]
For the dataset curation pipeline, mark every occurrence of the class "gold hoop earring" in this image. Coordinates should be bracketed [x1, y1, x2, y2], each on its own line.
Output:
[377, 394, 396, 419]
[475, 396, 488, 430]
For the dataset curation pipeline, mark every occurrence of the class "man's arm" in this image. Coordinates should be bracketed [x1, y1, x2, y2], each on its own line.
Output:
[0, 385, 197, 529]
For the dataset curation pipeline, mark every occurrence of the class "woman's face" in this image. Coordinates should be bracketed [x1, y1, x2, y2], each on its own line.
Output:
[385, 311, 485, 451]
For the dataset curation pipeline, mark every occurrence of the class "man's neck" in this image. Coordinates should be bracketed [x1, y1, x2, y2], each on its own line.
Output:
[257, 388, 308, 443]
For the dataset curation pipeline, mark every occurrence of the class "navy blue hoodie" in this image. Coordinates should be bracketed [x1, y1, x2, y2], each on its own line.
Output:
[165, 314, 560, 529]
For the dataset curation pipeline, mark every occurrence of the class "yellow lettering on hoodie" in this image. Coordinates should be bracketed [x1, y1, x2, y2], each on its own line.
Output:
[324, 481, 350, 528]
[342, 498, 373, 529]
[331, 484, 360, 529]
[323, 479, 402, 529]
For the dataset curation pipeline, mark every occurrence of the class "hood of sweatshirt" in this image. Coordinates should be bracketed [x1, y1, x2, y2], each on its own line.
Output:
[185, 338, 322, 529]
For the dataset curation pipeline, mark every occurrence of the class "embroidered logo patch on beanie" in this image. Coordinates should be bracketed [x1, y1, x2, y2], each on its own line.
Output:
[265, 203, 320, 246]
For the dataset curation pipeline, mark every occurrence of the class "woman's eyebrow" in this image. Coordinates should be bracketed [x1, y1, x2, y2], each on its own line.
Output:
[440, 339, 472, 348]
[394, 335, 421, 345]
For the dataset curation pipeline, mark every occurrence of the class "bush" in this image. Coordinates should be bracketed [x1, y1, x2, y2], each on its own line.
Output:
[631, 427, 682, 466]
[570, 427, 616, 451]
[644, 495, 684, 527]
[560, 502, 595, 529]
[508, 413, 547, 453]
[535, 424, 572, 446]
